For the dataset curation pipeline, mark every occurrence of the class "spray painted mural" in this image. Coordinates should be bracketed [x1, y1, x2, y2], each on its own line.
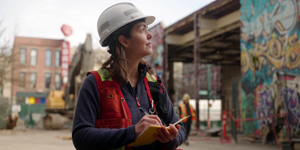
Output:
[148, 22, 164, 79]
[240, 0, 300, 138]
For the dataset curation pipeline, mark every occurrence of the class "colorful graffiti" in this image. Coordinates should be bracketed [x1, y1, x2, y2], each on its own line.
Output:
[243, 93, 256, 135]
[256, 84, 275, 128]
[241, 0, 300, 138]
[241, 33, 300, 74]
[241, 0, 297, 41]
[281, 75, 300, 135]
[149, 22, 164, 79]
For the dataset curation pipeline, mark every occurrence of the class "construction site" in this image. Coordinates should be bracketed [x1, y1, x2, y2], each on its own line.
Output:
[0, 0, 300, 150]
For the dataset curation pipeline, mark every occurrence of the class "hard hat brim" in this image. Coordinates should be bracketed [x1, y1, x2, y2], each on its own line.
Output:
[144, 16, 155, 26]
[100, 15, 155, 47]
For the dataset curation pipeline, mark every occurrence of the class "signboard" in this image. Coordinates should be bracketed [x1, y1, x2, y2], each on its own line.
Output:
[12, 105, 21, 112]
[199, 90, 208, 95]
[61, 24, 73, 36]
[61, 41, 70, 87]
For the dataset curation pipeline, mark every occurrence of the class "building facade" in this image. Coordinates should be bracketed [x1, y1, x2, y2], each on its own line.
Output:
[11, 36, 64, 105]
[182, 63, 221, 100]
[240, 0, 300, 139]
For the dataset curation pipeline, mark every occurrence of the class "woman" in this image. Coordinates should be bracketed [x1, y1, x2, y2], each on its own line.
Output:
[72, 3, 185, 150]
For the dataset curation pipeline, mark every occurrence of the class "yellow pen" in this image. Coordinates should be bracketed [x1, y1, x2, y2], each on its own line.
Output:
[172, 115, 190, 126]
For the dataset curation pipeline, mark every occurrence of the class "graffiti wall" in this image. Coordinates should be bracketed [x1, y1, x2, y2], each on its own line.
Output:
[148, 22, 164, 79]
[240, 0, 300, 138]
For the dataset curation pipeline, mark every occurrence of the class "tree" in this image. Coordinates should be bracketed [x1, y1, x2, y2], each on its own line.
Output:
[0, 19, 18, 97]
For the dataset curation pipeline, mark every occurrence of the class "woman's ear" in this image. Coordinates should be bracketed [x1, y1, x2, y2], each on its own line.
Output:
[118, 35, 129, 48]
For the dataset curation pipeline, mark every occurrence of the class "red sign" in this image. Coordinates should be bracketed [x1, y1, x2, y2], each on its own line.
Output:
[61, 41, 70, 87]
[61, 24, 73, 36]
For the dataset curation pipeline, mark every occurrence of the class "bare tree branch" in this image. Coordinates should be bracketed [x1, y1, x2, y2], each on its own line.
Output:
[0, 19, 20, 96]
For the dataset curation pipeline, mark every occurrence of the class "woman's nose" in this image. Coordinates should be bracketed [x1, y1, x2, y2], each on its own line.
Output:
[147, 32, 152, 40]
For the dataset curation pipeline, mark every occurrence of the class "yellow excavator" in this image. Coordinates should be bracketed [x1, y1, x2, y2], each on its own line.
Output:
[43, 34, 95, 129]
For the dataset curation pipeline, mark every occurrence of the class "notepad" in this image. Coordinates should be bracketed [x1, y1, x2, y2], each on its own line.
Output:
[128, 115, 190, 147]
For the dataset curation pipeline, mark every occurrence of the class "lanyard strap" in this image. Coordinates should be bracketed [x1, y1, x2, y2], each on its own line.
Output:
[143, 76, 158, 115]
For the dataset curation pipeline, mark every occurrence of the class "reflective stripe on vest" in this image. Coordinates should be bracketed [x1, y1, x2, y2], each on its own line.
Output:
[146, 72, 157, 82]
[146, 72, 163, 93]
[180, 104, 196, 122]
[180, 104, 187, 117]
[98, 68, 113, 81]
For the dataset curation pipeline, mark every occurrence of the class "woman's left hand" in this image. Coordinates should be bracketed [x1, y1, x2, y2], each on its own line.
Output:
[153, 124, 180, 143]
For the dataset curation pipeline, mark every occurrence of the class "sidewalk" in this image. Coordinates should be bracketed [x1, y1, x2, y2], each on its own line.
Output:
[177, 136, 277, 150]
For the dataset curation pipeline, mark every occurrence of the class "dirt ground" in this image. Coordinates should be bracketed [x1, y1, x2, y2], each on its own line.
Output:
[0, 129, 277, 150]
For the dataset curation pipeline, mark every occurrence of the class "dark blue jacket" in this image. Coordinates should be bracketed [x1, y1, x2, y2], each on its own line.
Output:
[72, 66, 185, 150]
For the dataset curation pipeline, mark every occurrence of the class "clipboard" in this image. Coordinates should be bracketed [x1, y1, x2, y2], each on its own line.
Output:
[128, 115, 190, 147]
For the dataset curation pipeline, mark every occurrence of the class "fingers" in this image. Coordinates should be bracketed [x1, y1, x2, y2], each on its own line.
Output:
[154, 124, 179, 143]
[135, 115, 162, 137]
[145, 115, 163, 126]
[168, 124, 178, 137]
[154, 127, 171, 143]
[175, 125, 180, 130]
[137, 115, 162, 131]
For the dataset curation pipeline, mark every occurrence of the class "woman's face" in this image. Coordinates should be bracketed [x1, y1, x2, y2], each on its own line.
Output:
[122, 21, 153, 59]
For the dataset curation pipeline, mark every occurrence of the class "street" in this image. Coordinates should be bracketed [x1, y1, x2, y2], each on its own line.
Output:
[0, 129, 277, 150]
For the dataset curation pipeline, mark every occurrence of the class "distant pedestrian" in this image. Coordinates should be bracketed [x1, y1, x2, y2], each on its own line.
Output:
[179, 93, 196, 145]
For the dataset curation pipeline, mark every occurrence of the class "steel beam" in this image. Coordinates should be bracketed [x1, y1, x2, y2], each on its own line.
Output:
[193, 13, 200, 129]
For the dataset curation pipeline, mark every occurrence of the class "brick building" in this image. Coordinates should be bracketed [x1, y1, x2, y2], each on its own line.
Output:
[11, 36, 64, 104]
[182, 63, 221, 100]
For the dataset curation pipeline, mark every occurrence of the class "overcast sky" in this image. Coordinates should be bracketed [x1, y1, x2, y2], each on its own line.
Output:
[0, 0, 214, 49]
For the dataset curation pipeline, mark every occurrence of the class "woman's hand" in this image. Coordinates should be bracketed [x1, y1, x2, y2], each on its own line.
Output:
[135, 115, 163, 138]
[153, 124, 180, 143]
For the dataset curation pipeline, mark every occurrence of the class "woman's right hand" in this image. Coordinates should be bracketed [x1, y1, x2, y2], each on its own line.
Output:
[134, 115, 163, 138]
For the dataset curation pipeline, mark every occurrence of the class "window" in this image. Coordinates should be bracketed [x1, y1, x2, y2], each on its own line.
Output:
[55, 73, 61, 90]
[19, 73, 25, 88]
[20, 48, 26, 65]
[201, 73, 206, 81]
[213, 71, 217, 81]
[190, 76, 194, 85]
[30, 49, 37, 66]
[183, 77, 188, 86]
[55, 50, 61, 67]
[45, 49, 52, 67]
[29, 73, 36, 89]
[45, 73, 51, 88]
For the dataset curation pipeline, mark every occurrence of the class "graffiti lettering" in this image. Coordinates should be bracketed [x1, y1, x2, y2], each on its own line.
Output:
[241, 0, 300, 138]
[241, 0, 297, 41]
[241, 34, 300, 74]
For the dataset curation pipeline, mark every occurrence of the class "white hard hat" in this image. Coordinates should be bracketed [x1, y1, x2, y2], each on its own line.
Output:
[183, 93, 190, 100]
[97, 2, 155, 47]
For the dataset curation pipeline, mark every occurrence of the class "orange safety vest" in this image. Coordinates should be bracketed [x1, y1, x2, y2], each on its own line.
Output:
[179, 103, 196, 123]
[87, 68, 163, 150]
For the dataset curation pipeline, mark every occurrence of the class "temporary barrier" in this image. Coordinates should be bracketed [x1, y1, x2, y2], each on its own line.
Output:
[231, 112, 289, 148]
[222, 110, 227, 139]
[188, 109, 289, 148]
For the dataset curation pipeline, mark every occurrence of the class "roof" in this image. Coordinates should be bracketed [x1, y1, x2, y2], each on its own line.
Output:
[14, 36, 64, 48]
[165, 0, 241, 65]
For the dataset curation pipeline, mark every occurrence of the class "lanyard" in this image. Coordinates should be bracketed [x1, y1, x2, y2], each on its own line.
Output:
[133, 87, 155, 115]
[133, 86, 164, 125]
[135, 94, 155, 115]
